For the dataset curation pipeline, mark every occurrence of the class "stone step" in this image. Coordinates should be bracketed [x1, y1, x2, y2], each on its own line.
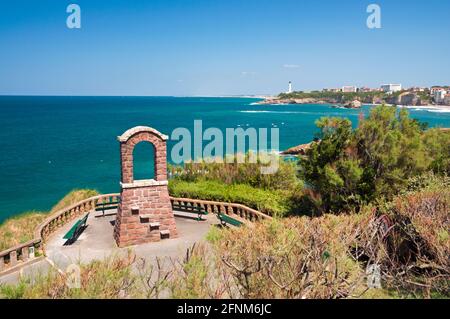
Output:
[131, 206, 140, 215]
[139, 216, 150, 223]
[160, 230, 170, 239]
[149, 222, 160, 230]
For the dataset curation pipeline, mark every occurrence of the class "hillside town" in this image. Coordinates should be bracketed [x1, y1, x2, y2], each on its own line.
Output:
[322, 84, 450, 106]
[262, 83, 450, 108]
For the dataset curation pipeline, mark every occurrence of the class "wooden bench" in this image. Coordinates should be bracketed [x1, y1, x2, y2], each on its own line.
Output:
[95, 199, 120, 217]
[63, 213, 89, 244]
[172, 202, 208, 221]
[217, 213, 243, 227]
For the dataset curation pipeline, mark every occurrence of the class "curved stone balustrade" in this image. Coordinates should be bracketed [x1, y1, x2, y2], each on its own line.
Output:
[170, 197, 272, 223]
[0, 193, 270, 274]
[0, 193, 120, 274]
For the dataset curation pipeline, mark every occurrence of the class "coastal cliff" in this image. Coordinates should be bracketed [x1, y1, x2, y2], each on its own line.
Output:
[258, 91, 432, 108]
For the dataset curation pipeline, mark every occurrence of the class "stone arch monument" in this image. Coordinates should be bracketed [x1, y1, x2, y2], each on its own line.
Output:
[114, 126, 178, 248]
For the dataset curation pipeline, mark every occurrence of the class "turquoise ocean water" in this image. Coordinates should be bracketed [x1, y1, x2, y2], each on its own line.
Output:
[0, 96, 449, 223]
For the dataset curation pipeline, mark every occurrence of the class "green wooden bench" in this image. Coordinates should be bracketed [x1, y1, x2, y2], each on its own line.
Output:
[95, 199, 120, 217]
[63, 213, 90, 244]
[217, 213, 243, 227]
[172, 202, 208, 221]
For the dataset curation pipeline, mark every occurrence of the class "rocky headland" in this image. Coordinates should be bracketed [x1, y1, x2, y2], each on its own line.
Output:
[257, 92, 433, 109]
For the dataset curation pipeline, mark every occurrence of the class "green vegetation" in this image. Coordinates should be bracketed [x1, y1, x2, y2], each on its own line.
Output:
[1, 105, 448, 299]
[169, 154, 300, 191]
[4, 180, 447, 299]
[279, 90, 386, 104]
[0, 189, 98, 251]
[169, 106, 449, 218]
[278, 90, 433, 106]
[169, 156, 303, 216]
[300, 105, 450, 214]
[169, 180, 290, 216]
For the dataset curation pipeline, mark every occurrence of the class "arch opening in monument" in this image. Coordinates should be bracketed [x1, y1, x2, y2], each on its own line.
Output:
[132, 141, 156, 181]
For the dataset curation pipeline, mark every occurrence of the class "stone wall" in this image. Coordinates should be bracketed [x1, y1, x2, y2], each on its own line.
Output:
[114, 182, 178, 247]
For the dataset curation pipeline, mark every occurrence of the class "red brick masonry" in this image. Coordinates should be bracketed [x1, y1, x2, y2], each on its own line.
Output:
[114, 126, 178, 248]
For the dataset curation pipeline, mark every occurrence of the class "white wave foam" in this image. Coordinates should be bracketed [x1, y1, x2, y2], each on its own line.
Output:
[399, 105, 450, 113]
[428, 109, 450, 113]
[240, 110, 309, 114]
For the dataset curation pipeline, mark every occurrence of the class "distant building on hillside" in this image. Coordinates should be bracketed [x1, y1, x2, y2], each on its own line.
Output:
[381, 84, 402, 93]
[430, 87, 446, 95]
[357, 87, 373, 93]
[342, 86, 357, 93]
[434, 89, 447, 104]
[408, 87, 426, 92]
[444, 94, 450, 106]
[323, 88, 341, 92]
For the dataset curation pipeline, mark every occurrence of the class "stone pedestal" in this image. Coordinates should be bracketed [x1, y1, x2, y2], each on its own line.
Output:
[114, 180, 178, 247]
[113, 126, 178, 248]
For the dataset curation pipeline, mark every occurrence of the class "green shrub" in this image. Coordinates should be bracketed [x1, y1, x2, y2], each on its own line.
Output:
[169, 180, 290, 216]
[169, 154, 301, 192]
[300, 105, 450, 214]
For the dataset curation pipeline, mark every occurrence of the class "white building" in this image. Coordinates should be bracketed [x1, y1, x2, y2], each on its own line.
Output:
[381, 84, 402, 93]
[444, 94, 450, 106]
[431, 87, 445, 95]
[434, 89, 447, 104]
[323, 88, 341, 92]
[342, 86, 357, 93]
[287, 81, 293, 94]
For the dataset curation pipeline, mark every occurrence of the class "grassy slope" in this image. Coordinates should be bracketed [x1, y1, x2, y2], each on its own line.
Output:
[0, 189, 98, 251]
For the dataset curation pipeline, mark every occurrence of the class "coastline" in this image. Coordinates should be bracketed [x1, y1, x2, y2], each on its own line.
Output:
[256, 97, 450, 112]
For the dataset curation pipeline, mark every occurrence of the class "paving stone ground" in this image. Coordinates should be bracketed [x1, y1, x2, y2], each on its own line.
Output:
[0, 210, 220, 285]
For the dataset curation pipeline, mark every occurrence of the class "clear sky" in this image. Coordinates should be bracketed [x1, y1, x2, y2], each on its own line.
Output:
[0, 0, 449, 96]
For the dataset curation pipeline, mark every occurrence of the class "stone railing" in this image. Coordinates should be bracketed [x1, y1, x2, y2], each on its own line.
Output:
[1, 193, 270, 274]
[0, 193, 120, 274]
[170, 197, 272, 223]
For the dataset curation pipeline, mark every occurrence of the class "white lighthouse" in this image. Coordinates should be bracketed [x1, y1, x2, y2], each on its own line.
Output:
[287, 81, 293, 94]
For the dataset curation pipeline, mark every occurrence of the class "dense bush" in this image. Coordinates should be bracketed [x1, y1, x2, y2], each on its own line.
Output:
[2, 181, 448, 299]
[202, 216, 367, 299]
[386, 185, 449, 297]
[300, 105, 450, 214]
[353, 178, 450, 298]
[168, 154, 305, 216]
[422, 128, 450, 174]
[169, 154, 301, 192]
[169, 180, 290, 216]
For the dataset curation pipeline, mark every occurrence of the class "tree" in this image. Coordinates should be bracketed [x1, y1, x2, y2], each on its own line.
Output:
[300, 105, 444, 214]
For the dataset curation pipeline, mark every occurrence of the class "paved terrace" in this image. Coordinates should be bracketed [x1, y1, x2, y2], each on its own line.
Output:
[0, 210, 220, 284]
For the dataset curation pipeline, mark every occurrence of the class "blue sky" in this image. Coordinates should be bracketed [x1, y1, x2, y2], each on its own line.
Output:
[0, 0, 449, 96]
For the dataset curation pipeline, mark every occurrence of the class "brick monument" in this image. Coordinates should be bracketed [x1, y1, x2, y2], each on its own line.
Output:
[114, 126, 178, 247]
